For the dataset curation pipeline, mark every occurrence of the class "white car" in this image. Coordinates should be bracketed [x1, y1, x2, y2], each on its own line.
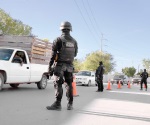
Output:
[131, 75, 141, 84]
[75, 70, 96, 86]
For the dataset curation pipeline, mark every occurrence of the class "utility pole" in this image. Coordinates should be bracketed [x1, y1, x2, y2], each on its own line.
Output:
[100, 33, 108, 59]
[101, 33, 103, 52]
[100, 33, 103, 59]
[138, 64, 140, 73]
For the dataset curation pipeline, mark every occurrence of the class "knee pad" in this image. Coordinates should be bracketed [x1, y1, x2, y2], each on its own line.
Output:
[56, 76, 64, 85]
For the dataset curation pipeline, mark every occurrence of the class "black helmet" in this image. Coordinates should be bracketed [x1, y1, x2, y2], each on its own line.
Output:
[99, 61, 103, 65]
[60, 21, 72, 31]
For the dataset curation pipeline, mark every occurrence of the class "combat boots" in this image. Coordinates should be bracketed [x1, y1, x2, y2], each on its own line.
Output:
[67, 103, 73, 110]
[46, 101, 62, 110]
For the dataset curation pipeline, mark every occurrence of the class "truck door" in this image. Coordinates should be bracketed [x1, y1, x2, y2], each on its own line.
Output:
[8, 51, 30, 83]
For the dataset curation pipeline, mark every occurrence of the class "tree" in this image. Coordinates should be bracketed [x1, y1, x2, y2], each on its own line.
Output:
[0, 9, 32, 35]
[122, 67, 136, 77]
[81, 51, 115, 73]
[43, 38, 49, 42]
[142, 59, 150, 75]
[73, 59, 82, 72]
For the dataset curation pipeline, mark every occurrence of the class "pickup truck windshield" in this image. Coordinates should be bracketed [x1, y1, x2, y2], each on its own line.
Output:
[76, 71, 91, 76]
[0, 49, 14, 61]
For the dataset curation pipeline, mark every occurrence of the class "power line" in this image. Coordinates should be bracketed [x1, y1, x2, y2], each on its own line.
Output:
[86, 0, 102, 35]
[81, 0, 100, 39]
[86, 0, 109, 52]
[75, 0, 123, 54]
[86, 0, 105, 51]
[73, 0, 99, 44]
[74, 0, 110, 52]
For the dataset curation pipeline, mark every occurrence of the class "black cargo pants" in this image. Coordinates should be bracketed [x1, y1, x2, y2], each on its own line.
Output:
[53, 63, 73, 104]
[97, 76, 104, 91]
[140, 79, 147, 89]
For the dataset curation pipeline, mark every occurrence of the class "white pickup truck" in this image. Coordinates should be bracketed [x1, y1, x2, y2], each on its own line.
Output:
[0, 47, 49, 91]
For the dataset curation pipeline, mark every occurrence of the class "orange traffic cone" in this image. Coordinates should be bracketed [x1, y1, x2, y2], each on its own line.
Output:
[144, 84, 146, 88]
[117, 81, 121, 89]
[128, 81, 131, 88]
[106, 80, 111, 90]
[72, 75, 79, 97]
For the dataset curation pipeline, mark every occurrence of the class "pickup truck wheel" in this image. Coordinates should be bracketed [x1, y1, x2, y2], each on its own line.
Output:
[10, 84, 19, 88]
[37, 74, 47, 89]
[0, 73, 4, 91]
[87, 80, 91, 86]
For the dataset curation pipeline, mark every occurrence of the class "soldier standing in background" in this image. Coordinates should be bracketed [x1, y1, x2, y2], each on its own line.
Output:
[140, 69, 149, 91]
[95, 61, 104, 92]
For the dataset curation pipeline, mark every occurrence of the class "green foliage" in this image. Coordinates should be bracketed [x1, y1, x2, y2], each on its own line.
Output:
[73, 59, 83, 72]
[136, 72, 141, 75]
[0, 8, 32, 35]
[122, 67, 136, 77]
[142, 59, 150, 70]
[43, 38, 49, 42]
[75, 51, 115, 73]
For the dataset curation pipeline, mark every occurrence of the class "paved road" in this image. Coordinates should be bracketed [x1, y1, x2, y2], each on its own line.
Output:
[0, 81, 150, 125]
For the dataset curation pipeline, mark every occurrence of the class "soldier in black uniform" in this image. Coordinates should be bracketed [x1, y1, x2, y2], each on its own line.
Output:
[46, 21, 78, 110]
[95, 61, 104, 92]
[140, 69, 149, 91]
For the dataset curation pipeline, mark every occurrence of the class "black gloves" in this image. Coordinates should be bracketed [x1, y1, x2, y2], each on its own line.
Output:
[49, 66, 54, 76]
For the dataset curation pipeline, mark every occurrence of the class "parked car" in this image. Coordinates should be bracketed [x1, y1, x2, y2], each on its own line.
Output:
[75, 70, 96, 86]
[131, 75, 141, 84]
[110, 75, 129, 85]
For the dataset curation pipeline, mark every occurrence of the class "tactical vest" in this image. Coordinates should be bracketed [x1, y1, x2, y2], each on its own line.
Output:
[57, 36, 76, 63]
[97, 65, 104, 76]
[143, 72, 148, 79]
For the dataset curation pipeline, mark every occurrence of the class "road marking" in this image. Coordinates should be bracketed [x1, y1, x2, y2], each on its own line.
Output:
[62, 99, 150, 125]
[108, 91, 150, 95]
